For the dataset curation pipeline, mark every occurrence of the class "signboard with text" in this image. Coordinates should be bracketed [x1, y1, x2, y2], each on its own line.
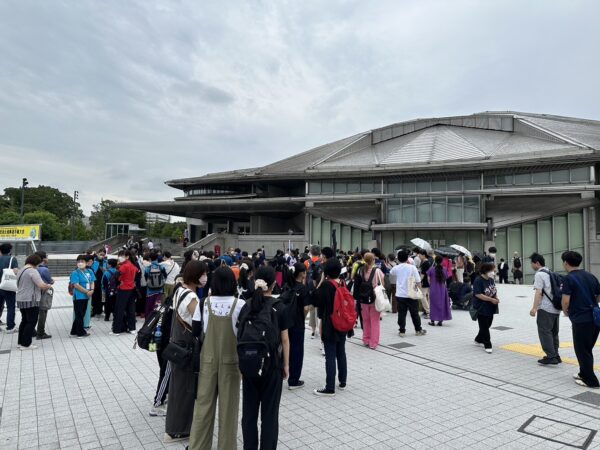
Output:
[0, 224, 42, 241]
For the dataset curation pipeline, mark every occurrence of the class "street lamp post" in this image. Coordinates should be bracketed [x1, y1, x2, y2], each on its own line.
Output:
[71, 190, 79, 240]
[19, 178, 28, 223]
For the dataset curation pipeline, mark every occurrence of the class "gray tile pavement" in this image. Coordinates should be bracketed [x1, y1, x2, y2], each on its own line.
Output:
[0, 279, 598, 449]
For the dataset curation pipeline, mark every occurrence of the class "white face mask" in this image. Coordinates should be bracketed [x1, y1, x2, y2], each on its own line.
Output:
[486, 271, 495, 278]
[77, 262, 86, 269]
[118, 256, 126, 263]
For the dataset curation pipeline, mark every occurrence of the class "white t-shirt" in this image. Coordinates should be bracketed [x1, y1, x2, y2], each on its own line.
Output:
[192, 295, 246, 336]
[534, 269, 561, 314]
[160, 260, 181, 285]
[390, 263, 421, 298]
[175, 288, 199, 326]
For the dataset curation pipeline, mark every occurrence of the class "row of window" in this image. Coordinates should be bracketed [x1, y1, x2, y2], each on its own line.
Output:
[308, 181, 380, 195]
[387, 196, 481, 223]
[387, 177, 480, 194]
[185, 186, 249, 196]
[483, 167, 591, 187]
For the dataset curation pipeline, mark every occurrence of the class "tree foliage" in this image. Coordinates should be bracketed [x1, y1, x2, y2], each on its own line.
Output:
[147, 221, 186, 240]
[89, 199, 147, 240]
[2, 185, 82, 220]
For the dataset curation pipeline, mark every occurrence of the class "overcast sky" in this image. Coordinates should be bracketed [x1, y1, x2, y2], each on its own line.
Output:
[1, 0, 599, 216]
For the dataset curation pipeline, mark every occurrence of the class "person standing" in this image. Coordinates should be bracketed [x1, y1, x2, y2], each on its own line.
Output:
[455, 252, 465, 283]
[189, 266, 243, 450]
[70, 255, 95, 338]
[313, 259, 349, 396]
[472, 263, 500, 354]
[560, 251, 600, 388]
[160, 251, 180, 299]
[35, 251, 54, 340]
[427, 256, 452, 326]
[111, 251, 138, 336]
[16, 254, 52, 350]
[82, 255, 95, 329]
[145, 252, 167, 318]
[101, 258, 119, 322]
[529, 253, 562, 365]
[498, 259, 509, 284]
[390, 250, 427, 337]
[285, 263, 310, 389]
[419, 251, 432, 319]
[240, 266, 290, 449]
[164, 261, 207, 443]
[91, 250, 107, 317]
[512, 252, 523, 285]
[0, 243, 19, 333]
[358, 253, 384, 350]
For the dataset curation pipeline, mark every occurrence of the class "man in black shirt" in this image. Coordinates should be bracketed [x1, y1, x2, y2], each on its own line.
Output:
[561, 251, 600, 388]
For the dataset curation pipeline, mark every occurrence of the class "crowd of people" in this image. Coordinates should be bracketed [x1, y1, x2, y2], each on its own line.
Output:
[0, 239, 598, 449]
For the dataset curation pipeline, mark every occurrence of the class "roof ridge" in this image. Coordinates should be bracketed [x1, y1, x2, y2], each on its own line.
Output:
[442, 126, 488, 157]
[482, 110, 600, 125]
[516, 117, 591, 149]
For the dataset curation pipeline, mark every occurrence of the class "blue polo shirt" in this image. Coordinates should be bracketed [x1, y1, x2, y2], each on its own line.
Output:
[562, 270, 600, 324]
[70, 269, 96, 300]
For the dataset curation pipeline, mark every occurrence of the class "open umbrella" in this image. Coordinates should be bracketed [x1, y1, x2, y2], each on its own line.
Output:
[450, 244, 472, 258]
[434, 246, 460, 257]
[410, 238, 432, 253]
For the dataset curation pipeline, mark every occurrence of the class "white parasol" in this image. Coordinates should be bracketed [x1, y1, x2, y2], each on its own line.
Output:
[410, 238, 432, 253]
[450, 244, 472, 258]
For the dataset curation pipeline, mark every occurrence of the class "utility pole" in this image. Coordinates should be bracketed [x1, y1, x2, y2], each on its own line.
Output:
[20, 178, 28, 223]
[71, 190, 79, 240]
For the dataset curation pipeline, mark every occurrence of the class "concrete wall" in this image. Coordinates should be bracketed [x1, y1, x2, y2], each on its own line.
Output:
[588, 206, 600, 275]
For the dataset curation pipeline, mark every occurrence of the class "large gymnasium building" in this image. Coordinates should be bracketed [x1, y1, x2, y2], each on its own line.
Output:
[123, 111, 600, 282]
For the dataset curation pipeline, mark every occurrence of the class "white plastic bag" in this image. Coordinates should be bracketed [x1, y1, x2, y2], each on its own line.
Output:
[374, 285, 391, 312]
[0, 257, 18, 292]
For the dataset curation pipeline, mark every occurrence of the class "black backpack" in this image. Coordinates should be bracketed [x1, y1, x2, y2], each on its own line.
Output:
[358, 267, 377, 304]
[305, 260, 322, 294]
[539, 268, 564, 311]
[513, 258, 522, 269]
[236, 298, 281, 378]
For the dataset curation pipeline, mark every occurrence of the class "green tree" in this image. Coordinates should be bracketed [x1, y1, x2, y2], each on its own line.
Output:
[22, 211, 65, 241]
[0, 211, 21, 225]
[2, 185, 82, 221]
[89, 199, 146, 240]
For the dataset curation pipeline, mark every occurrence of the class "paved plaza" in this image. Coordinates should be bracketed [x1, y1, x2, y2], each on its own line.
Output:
[0, 279, 599, 450]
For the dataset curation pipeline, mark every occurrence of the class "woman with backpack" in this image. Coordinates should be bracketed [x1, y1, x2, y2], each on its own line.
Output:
[189, 266, 245, 450]
[239, 265, 291, 450]
[358, 253, 385, 350]
[284, 262, 310, 390]
[427, 256, 453, 326]
[237, 260, 255, 300]
[164, 260, 207, 443]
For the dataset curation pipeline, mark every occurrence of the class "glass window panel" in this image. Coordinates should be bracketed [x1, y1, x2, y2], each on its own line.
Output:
[553, 215, 568, 252]
[483, 175, 495, 187]
[463, 177, 480, 190]
[362, 231, 371, 250]
[431, 197, 446, 222]
[496, 174, 513, 186]
[381, 231, 394, 255]
[347, 182, 360, 193]
[569, 212, 584, 247]
[494, 229, 507, 262]
[508, 226, 522, 258]
[447, 197, 462, 222]
[341, 225, 351, 252]
[387, 200, 402, 223]
[334, 182, 346, 194]
[447, 179, 462, 191]
[311, 216, 321, 244]
[523, 223, 537, 269]
[417, 198, 431, 222]
[537, 220, 552, 254]
[321, 182, 333, 194]
[514, 173, 531, 185]
[463, 196, 480, 223]
[308, 182, 321, 194]
[416, 180, 430, 192]
[351, 228, 362, 250]
[401, 199, 415, 223]
[431, 180, 446, 192]
[551, 169, 569, 184]
[361, 182, 374, 193]
[532, 171, 550, 184]
[387, 182, 402, 193]
[570, 167, 590, 182]
[403, 181, 416, 193]
[321, 220, 331, 248]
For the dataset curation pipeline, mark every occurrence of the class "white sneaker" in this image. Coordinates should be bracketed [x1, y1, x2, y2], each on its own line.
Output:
[5, 328, 17, 334]
[485, 348, 493, 354]
[109, 332, 120, 336]
[149, 404, 167, 417]
[19, 345, 38, 351]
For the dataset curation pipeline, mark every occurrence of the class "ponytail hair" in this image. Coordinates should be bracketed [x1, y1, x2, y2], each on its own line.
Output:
[251, 266, 276, 312]
[286, 262, 306, 287]
[434, 255, 445, 282]
[238, 260, 254, 290]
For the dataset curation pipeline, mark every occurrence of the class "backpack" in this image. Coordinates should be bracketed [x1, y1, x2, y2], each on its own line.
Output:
[305, 259, 322, 293]
[103, 270, 119, 297]
[329, 279, 357, 332]
[236, 298, 281, 378]
[513, 257, 522, 269]
[539, 268, 564, 311]
[358, 267, 377, 304]
[136, 288, 189, 351]
[146, 263, 165, 290]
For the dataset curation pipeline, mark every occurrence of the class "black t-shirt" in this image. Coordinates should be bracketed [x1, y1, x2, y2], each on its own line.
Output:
[289, 282, 310, 331]
[317, 280, 348, 342]
[562, 270, 600, 324]
[473, 276, 498, 317]
[420, 258, 432, 288]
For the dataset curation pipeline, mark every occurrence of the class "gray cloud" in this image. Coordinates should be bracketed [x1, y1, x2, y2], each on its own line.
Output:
[0, 0, 599, 216]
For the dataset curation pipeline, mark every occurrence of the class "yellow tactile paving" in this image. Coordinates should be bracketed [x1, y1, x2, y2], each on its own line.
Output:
[500, 342, 600, 370]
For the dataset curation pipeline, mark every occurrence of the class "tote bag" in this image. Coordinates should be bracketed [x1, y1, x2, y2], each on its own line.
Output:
[0, 257, 18, 292]
[407, 275, 423, 300]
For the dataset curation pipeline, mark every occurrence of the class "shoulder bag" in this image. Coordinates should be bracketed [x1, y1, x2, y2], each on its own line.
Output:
[374, 270, 391, 312]
[162, 289, 196, 369]
[0, 257, 18, 292]
[40, 287, 54, 311]
[407, 273, 423, 300]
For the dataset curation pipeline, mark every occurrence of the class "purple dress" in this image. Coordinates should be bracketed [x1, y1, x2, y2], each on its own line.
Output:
[427, 266, 453, 322]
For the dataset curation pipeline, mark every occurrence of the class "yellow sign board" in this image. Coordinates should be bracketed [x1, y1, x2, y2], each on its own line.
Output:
[0, 224, 42, 241]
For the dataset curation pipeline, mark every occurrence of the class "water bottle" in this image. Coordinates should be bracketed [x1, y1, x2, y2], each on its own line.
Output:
[154, 325, 162, 346]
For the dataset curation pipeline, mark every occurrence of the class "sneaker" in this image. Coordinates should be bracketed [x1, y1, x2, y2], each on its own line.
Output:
[5, 328, 17, 334]
[437, 322, 443, 326]
[36, 334, 52, 340]
[163, 433, 189, 443]
[427, 321, 436, 326]
[573, 373, 583, 381]
[474, 340, 483, 346]
[288, 381, 305, 390]
[128, 330, 136, 335]
[398, 331, 406, 337]
[109, 332, 120, 336]
[575, 378, 600, 389]
[19, 345, 38, 351]
[538, 357, 559, 365]
[77, 333, 90, 339]
[485, 348, 493, 354]
[416, 330, 427, 336]
[338, 383, 347, 391]
[149, 404, 167, 416]
[313, 388, 335, 397]
[311, 332, 315, 339]
[422, 313, 429, 319]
